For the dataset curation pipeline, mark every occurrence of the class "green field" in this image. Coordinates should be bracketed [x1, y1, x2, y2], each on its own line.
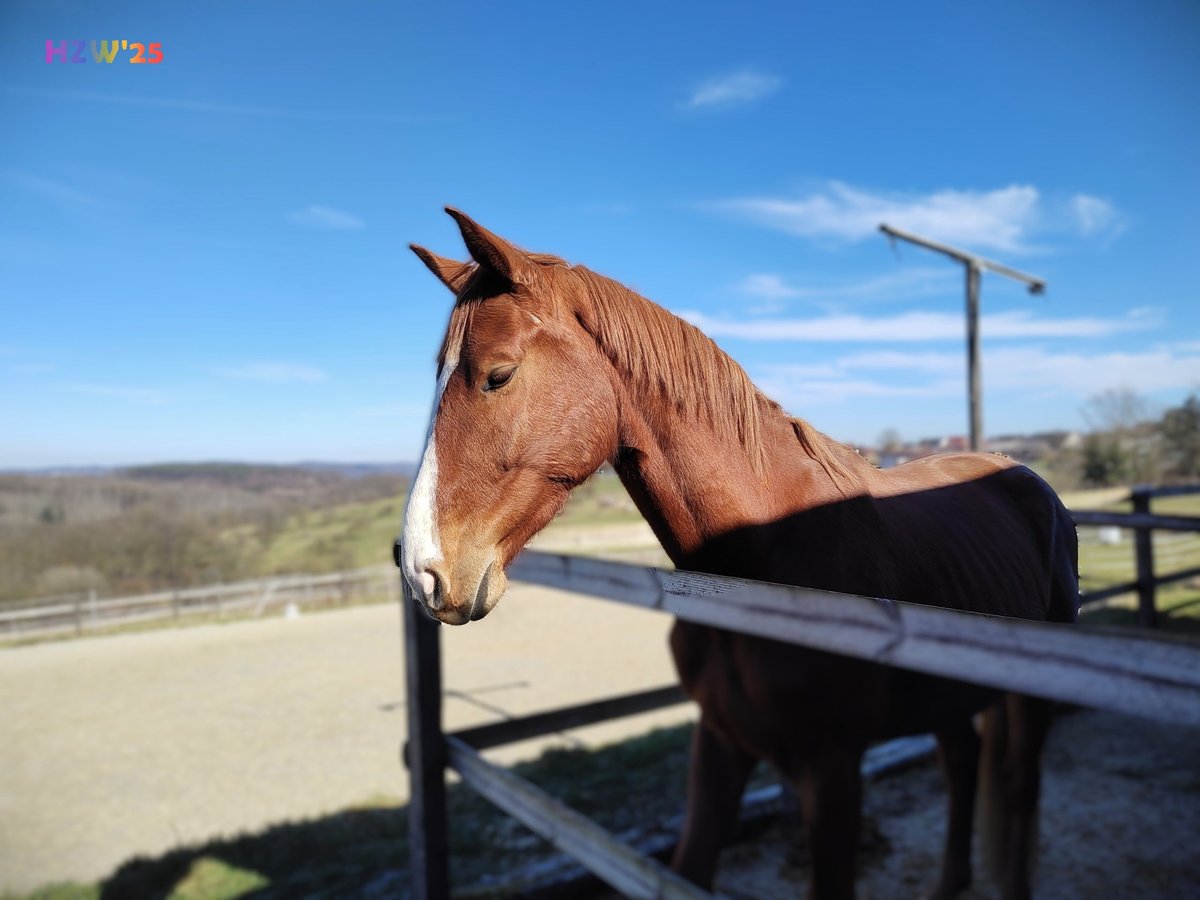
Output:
[241, 469, 645, 576]
[1058, 487, 1200, 631]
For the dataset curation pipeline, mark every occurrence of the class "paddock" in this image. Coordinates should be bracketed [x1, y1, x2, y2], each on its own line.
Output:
[0, 584, 684, 892]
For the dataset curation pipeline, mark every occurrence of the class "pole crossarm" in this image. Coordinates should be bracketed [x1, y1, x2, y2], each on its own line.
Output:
[878, 223, 1046, 293]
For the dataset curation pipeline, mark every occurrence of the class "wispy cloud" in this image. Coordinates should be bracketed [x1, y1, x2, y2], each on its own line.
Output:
[757, 345, 1200, 409]
[67, 384, 168, 406]
[1068, 193, 1122, 237]
[4, 86, 444, 125]
[685, 70, 781, 110]
[679, 307, 1158, 342]
[213, 362, 327, 384]
[734, 267, 956, 306]
[289, 205, 364, 231]
[3, 170, 97, 208]
[710, 181, 1122, 253]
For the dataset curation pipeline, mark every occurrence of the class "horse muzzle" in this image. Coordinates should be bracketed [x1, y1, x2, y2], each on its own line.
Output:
[396, 539, 508, 625]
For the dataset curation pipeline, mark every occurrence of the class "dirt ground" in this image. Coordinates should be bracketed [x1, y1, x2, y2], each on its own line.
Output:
[709, 708, 1200, 899]
[0, 582, 691, 893]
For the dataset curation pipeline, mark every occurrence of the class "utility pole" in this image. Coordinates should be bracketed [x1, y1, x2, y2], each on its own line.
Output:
[878, 223, 1047, 452]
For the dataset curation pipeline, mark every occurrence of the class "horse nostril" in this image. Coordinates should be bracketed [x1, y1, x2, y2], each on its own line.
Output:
[420, 568, 449, 610]
[417, 570, 437, 601]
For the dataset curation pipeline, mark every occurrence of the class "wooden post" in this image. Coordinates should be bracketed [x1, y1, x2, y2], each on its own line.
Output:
[1132, 489, 1158, 627]
[878, 224, 1045, 453]
[965, 262, 982, 451]
[402, 572, 450, 899]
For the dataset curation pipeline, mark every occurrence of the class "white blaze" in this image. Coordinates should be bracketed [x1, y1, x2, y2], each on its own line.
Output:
[401, 344, 460, 605]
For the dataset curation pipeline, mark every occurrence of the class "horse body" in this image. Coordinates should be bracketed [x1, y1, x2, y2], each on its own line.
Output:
[400, 209, 1079, 899]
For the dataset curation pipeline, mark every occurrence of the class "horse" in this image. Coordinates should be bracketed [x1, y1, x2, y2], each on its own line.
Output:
[398, 208, 1079, 899]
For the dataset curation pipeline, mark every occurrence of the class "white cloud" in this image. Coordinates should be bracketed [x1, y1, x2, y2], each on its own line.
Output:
[712, 181, 1122, 253]
[736, 274, 801, 302]
[733, 267, 955, 304]
[686, 70, 781, 110]
[214, 362, 327, 384]
[756, 346, 1200, 409]
[679, 308, 1157, 342]
[1068, 194, 1120, 236]
[290, 205, 364, 230]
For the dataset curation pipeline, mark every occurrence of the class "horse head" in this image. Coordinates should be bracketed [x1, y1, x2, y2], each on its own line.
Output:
[399, 209, 619, 624]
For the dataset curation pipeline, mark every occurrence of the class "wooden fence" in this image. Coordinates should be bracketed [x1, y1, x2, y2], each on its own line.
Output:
[403, 487, 1200, 900]
[0, 565, 395, 639]
[1074, 483, 1200, 626]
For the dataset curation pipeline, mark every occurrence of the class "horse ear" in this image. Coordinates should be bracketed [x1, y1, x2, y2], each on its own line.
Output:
[410, 244, 473, 294]
[444, 207, 535, 285]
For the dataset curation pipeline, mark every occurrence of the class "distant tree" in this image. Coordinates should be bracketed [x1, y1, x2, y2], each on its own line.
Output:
[1080, 387, 1162, 485]
[877, 428, 903, 453]
[1080, 433, 1128, 487]
[1161, 393, 1200, 479]
[34, 565, 107, 597]
[1082, 387, 1152, 434]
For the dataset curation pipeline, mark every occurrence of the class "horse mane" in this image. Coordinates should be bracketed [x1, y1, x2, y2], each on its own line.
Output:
[442, 252, 863, 485]
[554, 265, 775, 472]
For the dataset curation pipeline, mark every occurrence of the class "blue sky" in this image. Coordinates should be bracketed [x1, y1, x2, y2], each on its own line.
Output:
[2, 0, 1198, 467]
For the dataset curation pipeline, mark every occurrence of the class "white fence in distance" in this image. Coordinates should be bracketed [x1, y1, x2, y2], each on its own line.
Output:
[0, 565, 395, 639]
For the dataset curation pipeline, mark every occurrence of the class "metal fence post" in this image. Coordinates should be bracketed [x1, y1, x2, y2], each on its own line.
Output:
[1132, 488, 1157, 627]
[402, 572, 450, 899]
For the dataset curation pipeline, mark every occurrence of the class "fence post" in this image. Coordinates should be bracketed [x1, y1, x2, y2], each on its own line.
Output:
[1132, 488, 1157, 627]
[74, 595, 83, 636]
[402, 571, 450, 899]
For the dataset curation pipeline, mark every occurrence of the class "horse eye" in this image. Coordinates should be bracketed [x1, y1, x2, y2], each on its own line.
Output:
[484, 366, 517, 392]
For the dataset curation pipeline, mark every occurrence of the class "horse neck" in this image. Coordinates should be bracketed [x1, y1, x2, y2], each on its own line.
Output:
[573, 272, 874, 562]
[614, 404, 874, 562]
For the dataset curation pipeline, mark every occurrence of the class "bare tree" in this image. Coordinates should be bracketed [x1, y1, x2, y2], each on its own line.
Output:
[1080, 388, 1162, 485]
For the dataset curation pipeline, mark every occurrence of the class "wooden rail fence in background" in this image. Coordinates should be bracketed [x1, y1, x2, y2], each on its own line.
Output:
[0, 565, 395, 639]
[404, 485, 1200, 900]
[1075, 483, 1200, 626]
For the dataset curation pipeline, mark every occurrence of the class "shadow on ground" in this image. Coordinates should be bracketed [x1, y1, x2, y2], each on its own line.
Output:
[13, 724, 696, 900]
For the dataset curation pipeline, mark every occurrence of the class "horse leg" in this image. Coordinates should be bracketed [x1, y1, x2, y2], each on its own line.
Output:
[794, 743, 864, 900]
[928, 717, 981, 900]
[670, 719, 755, 889]
[998, 693, 1051, 900]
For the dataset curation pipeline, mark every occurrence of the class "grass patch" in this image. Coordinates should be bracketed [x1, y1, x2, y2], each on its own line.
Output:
[245, 470, 641, 578]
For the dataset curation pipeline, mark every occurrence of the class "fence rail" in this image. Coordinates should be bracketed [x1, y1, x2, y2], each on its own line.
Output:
[1076, 483, 1200, 626]
[404, 485, 1200, 900]
[0, 566, 395, 639]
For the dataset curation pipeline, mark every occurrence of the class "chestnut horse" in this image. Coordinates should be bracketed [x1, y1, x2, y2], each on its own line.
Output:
[399, 208, 1078, 899]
